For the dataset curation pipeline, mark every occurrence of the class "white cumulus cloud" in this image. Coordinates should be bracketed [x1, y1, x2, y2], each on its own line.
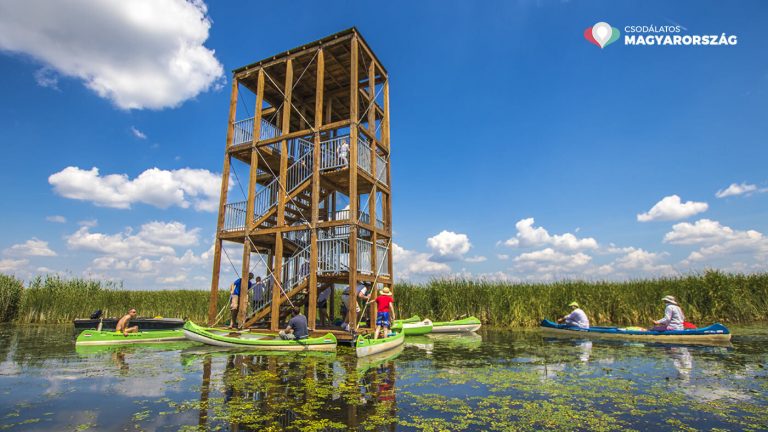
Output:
[392, 243, 450, 280]
[503, 218, 598, 251]
[4, 238, 57, 257]
[715, 182, 758, 198]
[49, 166, 223, 211]
[0, 0, 224, 110]
[663, 219, 768, 269]
[426, 230, 472, 261]
[637, 195, 708, 222]
[0, 258, 28, 272]
[67, 221, 199, 258]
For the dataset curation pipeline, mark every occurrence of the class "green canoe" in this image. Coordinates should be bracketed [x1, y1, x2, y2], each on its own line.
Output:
[392, 318, 433, 335]
[431, 316, 482, 333]
[182, 321, 337, 351]
[75, 329, 186, 346]
[356, 331, 405, 357]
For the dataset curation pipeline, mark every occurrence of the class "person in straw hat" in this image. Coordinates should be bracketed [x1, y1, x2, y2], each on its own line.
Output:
[369, 286, 395, 339]
[653, 295, 685, 331]
[557, 301, 590, 329]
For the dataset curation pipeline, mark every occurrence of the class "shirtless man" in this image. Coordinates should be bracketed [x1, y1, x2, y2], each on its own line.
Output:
[116, 309, 139, 336]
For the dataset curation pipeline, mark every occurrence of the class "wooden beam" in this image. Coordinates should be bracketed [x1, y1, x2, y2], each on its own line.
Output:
[208, 78, 238, 325]
[308, 49, 324, 328]
[348, 36, 360, 328]
[234, 33, 353, 79]
[383, 79, 393, 280]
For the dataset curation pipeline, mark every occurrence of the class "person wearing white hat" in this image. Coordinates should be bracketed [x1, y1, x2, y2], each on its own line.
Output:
[557, 301, 590, 329]
[653, 295, 685, 331]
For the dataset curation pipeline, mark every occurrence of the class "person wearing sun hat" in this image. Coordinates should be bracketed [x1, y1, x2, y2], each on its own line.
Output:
[653, 295, 685, 331]
[368, 285, 395, 339]
[557, 301, 590, 329]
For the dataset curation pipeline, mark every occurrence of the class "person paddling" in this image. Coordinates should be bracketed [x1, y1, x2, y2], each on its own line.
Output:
[653, 295, 684, 331]
[557, 302, 590, 329]
[115, 309, 139, 336]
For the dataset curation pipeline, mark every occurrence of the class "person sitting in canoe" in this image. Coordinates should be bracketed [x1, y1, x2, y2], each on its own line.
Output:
[279, 307, 309, 340]
[652, 295, 684, 331]
[369, 286, 395, 339]
[557, 302, 590, 329]
[115, 309, 139, 336]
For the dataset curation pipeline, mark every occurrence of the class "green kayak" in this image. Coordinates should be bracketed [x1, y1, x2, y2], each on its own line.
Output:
[431, 316, 481, 333]
[183, 321, 337, 351]
[356, 330, 405, 357]
[398, 315, 422, 323]
[392, 318, 433, 335]
[75, 329, 185, 346]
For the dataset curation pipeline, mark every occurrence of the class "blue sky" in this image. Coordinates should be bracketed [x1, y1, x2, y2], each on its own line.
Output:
[0, 0, 766, 288]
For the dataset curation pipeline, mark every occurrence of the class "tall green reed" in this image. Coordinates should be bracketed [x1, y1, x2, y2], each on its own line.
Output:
[0, 274, 24, 322]
[17, 275, 229, 323]
[395, 271, 768, 327]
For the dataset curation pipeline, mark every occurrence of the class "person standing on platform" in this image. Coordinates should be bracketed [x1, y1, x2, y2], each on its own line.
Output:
[229, 272, 253, 329]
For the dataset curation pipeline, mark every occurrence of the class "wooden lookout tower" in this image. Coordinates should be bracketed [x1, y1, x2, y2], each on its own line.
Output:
[207, 28, 392, 335]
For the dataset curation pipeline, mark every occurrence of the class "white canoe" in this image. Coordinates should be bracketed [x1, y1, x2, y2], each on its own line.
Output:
[356, 331, 405, 357]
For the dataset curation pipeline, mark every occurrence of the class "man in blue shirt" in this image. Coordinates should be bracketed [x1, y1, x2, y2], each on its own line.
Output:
[229, 272, 254, 329]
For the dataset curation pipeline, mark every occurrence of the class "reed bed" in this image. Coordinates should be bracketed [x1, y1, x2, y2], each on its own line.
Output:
[3, 271, 767, 327]
[14, 275, 229, 324]
[0, 274, 24, 322]
[395, 271, 768, 327]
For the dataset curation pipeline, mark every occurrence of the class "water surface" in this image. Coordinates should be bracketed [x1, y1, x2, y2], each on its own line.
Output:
[1, 324, 767, 431]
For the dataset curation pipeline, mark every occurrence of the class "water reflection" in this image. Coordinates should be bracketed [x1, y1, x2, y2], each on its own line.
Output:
[0, 325, 766, 431]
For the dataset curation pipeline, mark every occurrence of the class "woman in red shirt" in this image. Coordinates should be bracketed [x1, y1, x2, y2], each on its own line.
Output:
[371, 286, 395, 339]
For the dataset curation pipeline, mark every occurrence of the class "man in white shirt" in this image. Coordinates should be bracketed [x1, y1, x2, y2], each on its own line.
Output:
[558, 301, 590, 329]
[653, 295, 685, 331]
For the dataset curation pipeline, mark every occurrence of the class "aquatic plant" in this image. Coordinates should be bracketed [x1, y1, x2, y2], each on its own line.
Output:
[395, 270, 768, 327]
[17, 274, 229, 323]
[0, 273, 24, 322]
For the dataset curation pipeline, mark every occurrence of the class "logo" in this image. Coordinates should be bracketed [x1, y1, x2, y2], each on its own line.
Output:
[584, 22, 620, 49]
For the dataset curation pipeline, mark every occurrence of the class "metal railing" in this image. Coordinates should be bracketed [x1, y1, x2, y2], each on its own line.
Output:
[252, 150, 313, 223]
[287, 151, 313, 191]
[232, 118, 282, 146]
[333, 209, 350, 221]
[251, 280, 271, 314]
[223, 201, 247, 231]
[260, 119, 281, 141]
[254, 180, 278, 220]
[376, 154, 388, 185]
[282, 245, 311, 292]
[320, 136, 350, 170]
[358, 135, 372, 175]
[285, 229, 311, 249]
[318, 237, 350, 274]
[357, 238, 373, 274]
[376, 243, 390, 276]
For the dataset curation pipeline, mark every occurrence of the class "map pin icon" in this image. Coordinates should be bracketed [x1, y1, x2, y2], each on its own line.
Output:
[592, 22, 613, 48]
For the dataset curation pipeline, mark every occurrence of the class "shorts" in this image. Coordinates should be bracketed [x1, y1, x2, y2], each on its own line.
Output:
[376, 312, 390, 327]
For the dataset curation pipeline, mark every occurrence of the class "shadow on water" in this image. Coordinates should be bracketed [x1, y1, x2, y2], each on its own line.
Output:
[0, 324, 767, 431]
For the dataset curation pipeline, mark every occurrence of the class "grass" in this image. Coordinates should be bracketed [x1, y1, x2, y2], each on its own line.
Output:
[2, 270, 767, 326]
[395, 270, 768, 327]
